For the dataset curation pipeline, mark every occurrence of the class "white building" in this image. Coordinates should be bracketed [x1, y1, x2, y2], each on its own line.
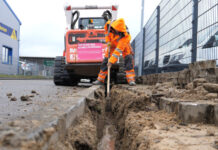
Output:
[0, 0, 21, 74]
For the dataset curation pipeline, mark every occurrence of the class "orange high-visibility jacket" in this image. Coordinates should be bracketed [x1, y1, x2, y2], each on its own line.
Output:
[104, 20, 116, 58]
[104, 20, 111, 43]
[104, 18, 133, 64]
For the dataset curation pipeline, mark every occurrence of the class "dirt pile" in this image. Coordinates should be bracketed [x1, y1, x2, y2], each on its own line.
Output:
[151, 79, 218, 101]
[60, 84, 218, 150]
[28, 84, 218, 150]
[67, 114, 98, 150]
[109, 85, 218, 150]
[110, 86, 177, 149]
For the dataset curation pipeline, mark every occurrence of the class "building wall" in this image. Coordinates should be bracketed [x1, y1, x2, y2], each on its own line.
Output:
[0, 0, 20, 75]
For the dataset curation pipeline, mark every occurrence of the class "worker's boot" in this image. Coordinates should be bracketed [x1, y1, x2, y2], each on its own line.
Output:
[93, 80, 104, 85]
[129, 81, 136, 86]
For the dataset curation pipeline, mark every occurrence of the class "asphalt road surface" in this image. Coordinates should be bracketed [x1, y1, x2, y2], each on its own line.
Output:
[0, 80, 84, 124]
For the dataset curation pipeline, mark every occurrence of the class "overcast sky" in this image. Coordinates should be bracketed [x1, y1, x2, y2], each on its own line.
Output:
[6, 0, 161, 57]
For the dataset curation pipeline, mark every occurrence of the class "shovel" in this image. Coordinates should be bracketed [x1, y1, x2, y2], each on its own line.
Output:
[105, 52, 112, 112]
[107, 58, 111, 98]
[105, 22, 112, 112]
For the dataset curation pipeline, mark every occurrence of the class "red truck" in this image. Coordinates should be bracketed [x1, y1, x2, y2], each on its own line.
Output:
[53, 5, 125, 85]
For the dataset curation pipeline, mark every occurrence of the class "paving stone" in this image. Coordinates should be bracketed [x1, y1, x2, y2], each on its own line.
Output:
[159, 98, 180, 114]
[214, 104, 218, 125]
[193, 78, 207, 88]
[178, 102, 212, 123]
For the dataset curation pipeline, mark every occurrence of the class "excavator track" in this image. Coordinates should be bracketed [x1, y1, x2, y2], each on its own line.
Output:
[53, 56, 79, 86]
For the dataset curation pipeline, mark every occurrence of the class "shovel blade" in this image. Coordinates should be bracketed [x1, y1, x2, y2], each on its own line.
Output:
[105, 97, 111, 112]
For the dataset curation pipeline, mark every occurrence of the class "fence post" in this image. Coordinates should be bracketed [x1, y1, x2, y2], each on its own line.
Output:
[131, 40, 137, 75]
[132, 40, 135, 53]
[156, 6, 160, 73]
[141, 27, 146, 75]
[192, 0, 198, 63]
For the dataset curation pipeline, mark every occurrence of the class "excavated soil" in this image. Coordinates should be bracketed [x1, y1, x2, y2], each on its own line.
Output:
[110, 85, 218, 150]
[133, 79, 218, 102]
[48, 88, 111, 150]
[53, 84, 218, 150]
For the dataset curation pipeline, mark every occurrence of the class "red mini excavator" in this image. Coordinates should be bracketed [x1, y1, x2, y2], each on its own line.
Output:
[54, 5, 126, 85]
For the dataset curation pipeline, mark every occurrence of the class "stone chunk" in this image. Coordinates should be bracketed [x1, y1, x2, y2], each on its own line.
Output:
[6, 93, 12, 97]
[31, 90, 37, 94]
[203, 83, 218, 93]
[205, 93, 217, 99]
[198, 60, 216, 70]
[186, 82, 193, 90]
[206, 128, 215, 136]
[193, 78, 207, 88]
[20, 96, 31, 101]
[10, 97, 17, 101]
[190, 60, 216, 70]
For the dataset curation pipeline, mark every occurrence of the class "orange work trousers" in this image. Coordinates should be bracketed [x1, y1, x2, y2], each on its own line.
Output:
[97, 54, 135, 83]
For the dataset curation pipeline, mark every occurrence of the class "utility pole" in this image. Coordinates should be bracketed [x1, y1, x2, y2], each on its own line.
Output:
[140, 0, 145, 76]
[141, 0, 144, 30]
[192, 0, 198, 63]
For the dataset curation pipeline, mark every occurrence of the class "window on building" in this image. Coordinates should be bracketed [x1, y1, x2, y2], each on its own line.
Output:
[2, 46, 12, 65]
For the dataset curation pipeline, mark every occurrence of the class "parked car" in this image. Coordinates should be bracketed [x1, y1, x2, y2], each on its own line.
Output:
[180, 27, 218, 63]
[161, 52, 188, 72]
[197, 29, 218, 62]
[143, 59, 160, 75]
[159, 38, 191, 72]
[161, 27, 218, 72]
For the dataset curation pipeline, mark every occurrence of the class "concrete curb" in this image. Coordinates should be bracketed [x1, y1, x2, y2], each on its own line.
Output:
[0, 85, 100, 150]
[157, 97, 216, 124]
[119, 85, 218, 125]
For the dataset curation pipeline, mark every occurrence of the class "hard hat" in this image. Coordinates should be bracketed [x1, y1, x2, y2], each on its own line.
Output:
[111, 18, 127, 33]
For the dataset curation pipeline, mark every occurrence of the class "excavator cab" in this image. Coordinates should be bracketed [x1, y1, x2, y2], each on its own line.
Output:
[79, 18, 106, 30]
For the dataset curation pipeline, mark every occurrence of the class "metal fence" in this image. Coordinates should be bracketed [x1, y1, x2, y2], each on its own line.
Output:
[197, 0, 218, 62]
[133, 31, 144, 75]
[0, 53, 55, 77]
[133, 0, 218, 76]
[143, 8, 158, 75]
[19, 57, 55, 77]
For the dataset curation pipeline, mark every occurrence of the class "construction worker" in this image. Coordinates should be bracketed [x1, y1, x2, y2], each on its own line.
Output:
[93, 18, 136, 86]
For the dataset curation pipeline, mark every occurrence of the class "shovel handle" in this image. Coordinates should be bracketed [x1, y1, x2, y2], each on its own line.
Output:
[106, 21, 112, 98]
[107, 66, 110, 97]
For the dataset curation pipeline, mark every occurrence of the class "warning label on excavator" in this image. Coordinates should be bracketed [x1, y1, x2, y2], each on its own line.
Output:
[0, 22, 17, 40]
[77, 43, 103, 61]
